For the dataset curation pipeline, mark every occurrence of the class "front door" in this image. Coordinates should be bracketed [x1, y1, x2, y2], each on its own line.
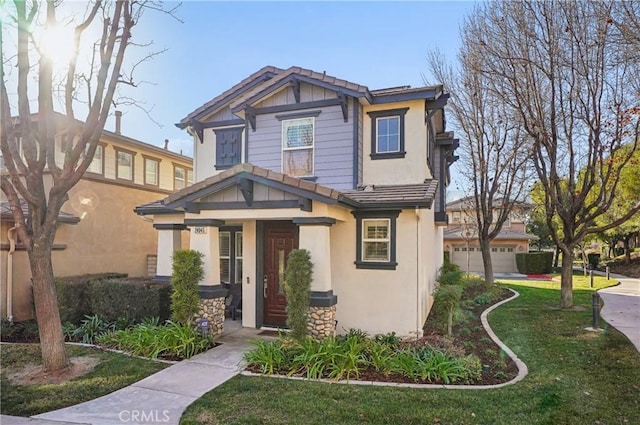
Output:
[263, 221, 298, 327]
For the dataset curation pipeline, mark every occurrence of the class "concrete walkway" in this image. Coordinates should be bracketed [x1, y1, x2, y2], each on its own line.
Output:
[26, 326, 268, 425]
[597, 273, 640, 353]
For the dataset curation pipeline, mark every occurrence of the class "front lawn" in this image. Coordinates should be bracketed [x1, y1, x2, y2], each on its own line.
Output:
[1, 344, 168, 416]
[180, 280, 640, 425]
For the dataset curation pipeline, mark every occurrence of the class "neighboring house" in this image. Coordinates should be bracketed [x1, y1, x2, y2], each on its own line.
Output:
[136, 66, 458, 337]
[443, 197, 537, 273]
[0, 113, 192, 321]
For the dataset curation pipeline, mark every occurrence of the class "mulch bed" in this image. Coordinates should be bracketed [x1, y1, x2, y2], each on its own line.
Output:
[247, 285, 520, 386]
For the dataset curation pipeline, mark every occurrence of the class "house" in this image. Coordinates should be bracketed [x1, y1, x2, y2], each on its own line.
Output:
[135, 66, 458, 337]
[443, 197, 537, 273]
[0, 113, 192, 321]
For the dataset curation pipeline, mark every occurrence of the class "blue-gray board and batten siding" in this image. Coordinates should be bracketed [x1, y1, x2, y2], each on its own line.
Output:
[247, 84, 356, 192]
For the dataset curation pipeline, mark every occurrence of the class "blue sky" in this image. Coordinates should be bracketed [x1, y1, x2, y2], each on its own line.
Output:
[115, 0, 475, 163]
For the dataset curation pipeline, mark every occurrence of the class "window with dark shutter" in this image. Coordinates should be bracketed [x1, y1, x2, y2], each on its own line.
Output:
[215, 127, 243, 169]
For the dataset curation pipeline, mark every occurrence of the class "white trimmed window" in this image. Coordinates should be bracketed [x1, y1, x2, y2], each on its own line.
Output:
[219, 231, 231, 284]
[86, 145, 103, 175]
[376, 116, 400, 153]
[174, 165, 193, 190]
[282, 117, 314, 177]
[116, 149, 133, 180]
[362, 219, 391, 262]
[144, 157, 159, 186]
[219, 228, 243, 284]
[235, 232, 243, 284]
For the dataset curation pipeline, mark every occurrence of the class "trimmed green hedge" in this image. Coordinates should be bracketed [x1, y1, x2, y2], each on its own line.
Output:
[56, 274, 170, 325]
[515, 252, 554, 274]
[56, 273, 127, 324]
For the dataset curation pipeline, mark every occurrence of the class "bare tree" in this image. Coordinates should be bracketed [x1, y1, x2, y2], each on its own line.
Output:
[428, 46, 530, 285]
[464, 0, 640, 308]
[0, 0, 174, 371]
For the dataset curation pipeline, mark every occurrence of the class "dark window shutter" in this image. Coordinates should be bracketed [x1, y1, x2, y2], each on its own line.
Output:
[215, 128, 243, 168]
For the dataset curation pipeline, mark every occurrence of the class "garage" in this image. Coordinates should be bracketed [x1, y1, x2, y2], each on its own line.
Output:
[451, 245, 517, 273]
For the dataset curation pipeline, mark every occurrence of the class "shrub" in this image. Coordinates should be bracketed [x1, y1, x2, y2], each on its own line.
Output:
[284, 249, 313, 341]
[243, 339, 291, 375]
[171, 250, 204, 325]
[438, 269, 464, 286]
[434, 285, 463, 337]
[0, 319, 39, 343]
[88, 278, 171, 324]
[97, 320, 213, 360]
[515, 251, 553, 274]
[56, 273, 127, 324]
[71, 314, 111, 344]
[587, 253, 601, 269]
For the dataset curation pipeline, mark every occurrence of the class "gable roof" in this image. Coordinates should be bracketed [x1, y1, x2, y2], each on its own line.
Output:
[178, 66, 283, 126]
[135, 164, 439, 215]
[229, 66, 371, 112]
[178, 65, 446, 129]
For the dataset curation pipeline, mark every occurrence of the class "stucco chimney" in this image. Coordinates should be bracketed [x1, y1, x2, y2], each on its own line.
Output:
[164, 139, 169, 150]
[115, 110, 122, 134]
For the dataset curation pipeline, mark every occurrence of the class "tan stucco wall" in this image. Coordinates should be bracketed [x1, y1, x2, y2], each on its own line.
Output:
[331, 207, 440, 336]
[1, 178, 191, 321]
[362, 99, 433, 185]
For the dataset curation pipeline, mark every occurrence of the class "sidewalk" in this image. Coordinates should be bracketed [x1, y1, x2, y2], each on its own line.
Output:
[597, 274, 640, 353]
[26, 326, 269, 425]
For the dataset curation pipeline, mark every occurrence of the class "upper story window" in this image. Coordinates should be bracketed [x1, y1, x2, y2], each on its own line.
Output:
[144, 156, 160, 186]
[214, 127, 243, 170]
[174, 164, 193, 190]
[282, 117, 314, 177]
[115, 148, 134, 181]
[367, 108, 409, 160]
[452, 211, 461, 224]
[86, 144, 104, 175]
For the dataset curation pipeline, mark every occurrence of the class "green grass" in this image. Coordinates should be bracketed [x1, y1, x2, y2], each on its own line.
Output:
[180, 281, 640, 425]
[1, 344, 168, 416]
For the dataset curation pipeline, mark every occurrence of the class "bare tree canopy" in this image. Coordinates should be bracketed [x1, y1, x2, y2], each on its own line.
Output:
[0, 0, 177, 371]
[428, 42, 530, 285]
[464, 0, 640, 307]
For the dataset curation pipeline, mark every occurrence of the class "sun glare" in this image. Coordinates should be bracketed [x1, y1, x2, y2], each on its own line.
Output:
[39, 23, 76, 68]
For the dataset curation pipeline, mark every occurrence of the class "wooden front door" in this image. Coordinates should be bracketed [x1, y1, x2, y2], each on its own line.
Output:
[263, 221, 298, 327]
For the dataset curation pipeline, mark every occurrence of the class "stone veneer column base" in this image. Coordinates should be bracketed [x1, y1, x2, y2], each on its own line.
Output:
[307, 306, 337, 339]
[196, 297, 226, 337]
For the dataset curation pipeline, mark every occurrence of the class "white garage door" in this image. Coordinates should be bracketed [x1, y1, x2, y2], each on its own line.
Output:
[451, 245, 517, 273]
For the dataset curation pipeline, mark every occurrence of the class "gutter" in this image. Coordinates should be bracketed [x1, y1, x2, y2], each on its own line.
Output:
[6, 226, 17, 322]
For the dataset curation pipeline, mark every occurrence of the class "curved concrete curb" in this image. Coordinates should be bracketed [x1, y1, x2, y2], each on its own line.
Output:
[241, 288, 528, 390]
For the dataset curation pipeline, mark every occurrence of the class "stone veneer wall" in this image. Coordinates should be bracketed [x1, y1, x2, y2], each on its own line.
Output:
[307, 306, 336, 339]
[196, 297, 226, 337]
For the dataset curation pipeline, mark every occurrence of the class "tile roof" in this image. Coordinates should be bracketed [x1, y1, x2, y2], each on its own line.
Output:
[343, 181, 439, 208]
[178, 66, 446, 126]
[229, 66, 370, 111]
[180, 66, 284, 124]
[138, 164, 439, 214]
[444, 226, 538, 241]
[1, 200, 80, 224]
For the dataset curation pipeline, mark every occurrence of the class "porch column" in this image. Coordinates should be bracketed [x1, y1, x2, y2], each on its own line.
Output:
[294, 217, 338, 339]
[186, 219, 227, 337]
[153, 224, 186, 281]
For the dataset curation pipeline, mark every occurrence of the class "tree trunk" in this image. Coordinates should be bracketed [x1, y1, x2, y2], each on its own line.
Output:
[623, 237, 631, 265]
[554, 246, 560, 269]
[480, 239, 493, 285]
[560, 249, 574, 309]
[29, 239, 69, 372]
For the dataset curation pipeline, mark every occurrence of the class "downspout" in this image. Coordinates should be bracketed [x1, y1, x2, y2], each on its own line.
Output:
[7, 226, 17, 323]
[415, 207, 421, 339]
